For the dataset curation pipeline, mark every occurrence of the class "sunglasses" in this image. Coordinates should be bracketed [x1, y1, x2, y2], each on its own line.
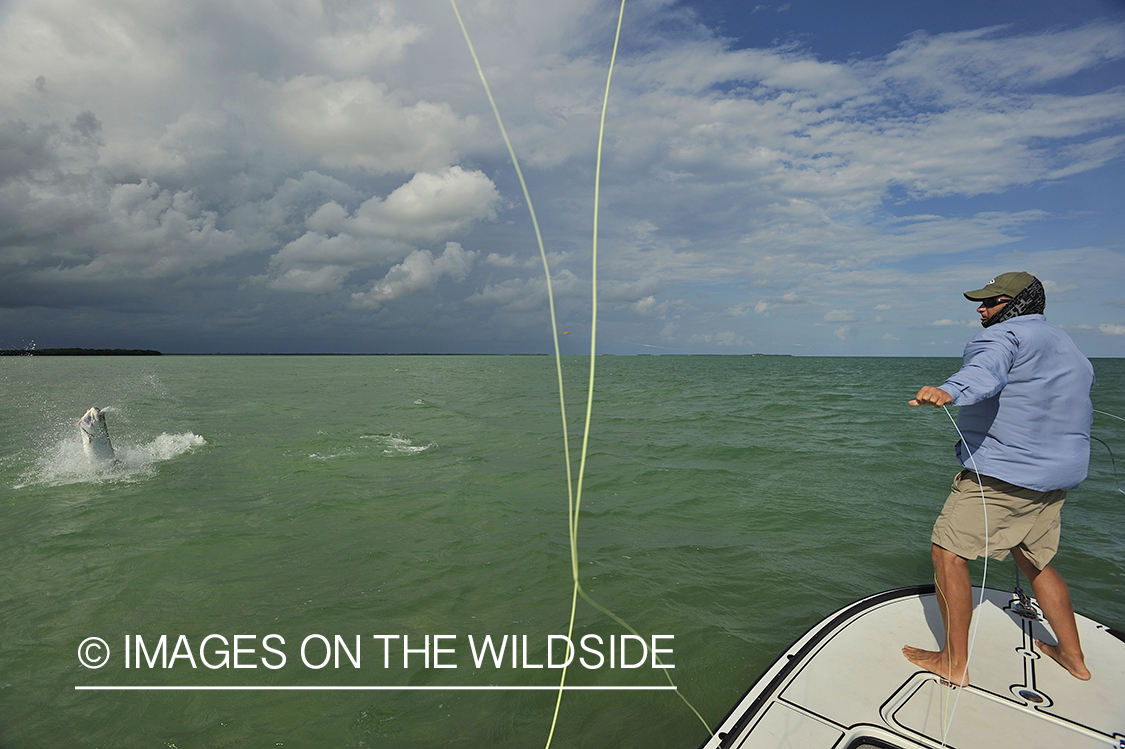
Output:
[979, 297, 1012, 308]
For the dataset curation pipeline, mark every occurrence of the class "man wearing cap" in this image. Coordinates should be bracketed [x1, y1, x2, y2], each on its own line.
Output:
[903, 271, 1094, 685]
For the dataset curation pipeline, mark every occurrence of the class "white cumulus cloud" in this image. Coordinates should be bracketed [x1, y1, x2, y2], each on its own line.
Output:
[824, 309, 858, 322]
[310, 166, 500, 242]
[351, 241, 477, 308]
[272, 77, 476, 173]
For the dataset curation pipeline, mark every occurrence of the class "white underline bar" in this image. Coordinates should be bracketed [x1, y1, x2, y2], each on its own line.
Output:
[76, 685, 676, 691]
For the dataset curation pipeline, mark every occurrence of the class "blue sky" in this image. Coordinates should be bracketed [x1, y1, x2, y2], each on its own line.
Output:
[1, 0, 1123, 355]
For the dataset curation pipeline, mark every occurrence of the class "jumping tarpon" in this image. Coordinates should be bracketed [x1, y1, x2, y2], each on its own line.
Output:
[79, 407, 117, 464]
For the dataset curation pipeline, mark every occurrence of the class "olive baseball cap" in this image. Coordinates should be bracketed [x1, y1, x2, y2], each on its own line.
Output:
[963, 271, 1035, 301]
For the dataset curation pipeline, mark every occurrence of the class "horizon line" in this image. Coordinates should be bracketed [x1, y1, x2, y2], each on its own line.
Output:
[75, 685, 677, 691]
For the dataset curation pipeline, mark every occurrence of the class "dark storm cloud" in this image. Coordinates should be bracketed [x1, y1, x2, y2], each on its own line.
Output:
[0, 120, 58, 182]
[0, 0, 1122, 354]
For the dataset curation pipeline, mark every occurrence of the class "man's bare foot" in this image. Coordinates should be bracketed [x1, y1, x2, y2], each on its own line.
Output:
[1036, 639, 1091, 680]
[902, 646, 968, 686]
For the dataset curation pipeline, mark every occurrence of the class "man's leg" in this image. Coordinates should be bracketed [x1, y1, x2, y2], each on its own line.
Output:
[903, 543, 973, 686]
[1011, 547, 1091, 680]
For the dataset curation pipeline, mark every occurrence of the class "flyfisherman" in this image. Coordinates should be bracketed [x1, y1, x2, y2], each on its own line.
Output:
[903, 271, 1094, 686]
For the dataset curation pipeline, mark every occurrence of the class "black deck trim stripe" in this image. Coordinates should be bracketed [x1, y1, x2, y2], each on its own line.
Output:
[841, 732, 913, 749]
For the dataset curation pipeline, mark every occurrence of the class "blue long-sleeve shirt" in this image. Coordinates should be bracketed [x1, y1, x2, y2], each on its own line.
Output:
[939, 314, 1094, 492]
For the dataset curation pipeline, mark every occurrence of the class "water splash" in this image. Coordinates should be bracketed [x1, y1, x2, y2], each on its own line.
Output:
[15, 430, 205, 489]
[361, 434, 436, 457]
[306, 433, 435, 461]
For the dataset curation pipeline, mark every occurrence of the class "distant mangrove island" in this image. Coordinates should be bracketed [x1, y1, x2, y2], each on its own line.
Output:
[0, 348, 163, 356]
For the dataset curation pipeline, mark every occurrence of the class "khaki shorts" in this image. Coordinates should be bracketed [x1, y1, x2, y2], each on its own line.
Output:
[931, 470, 1066, 570]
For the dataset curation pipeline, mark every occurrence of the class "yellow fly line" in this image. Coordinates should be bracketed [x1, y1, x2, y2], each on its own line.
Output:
[449, 2, 712, 746]
[936, 404, 991, 748]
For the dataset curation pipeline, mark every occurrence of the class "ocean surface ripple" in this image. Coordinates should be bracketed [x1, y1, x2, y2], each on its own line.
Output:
[2, 355, 1122, 748]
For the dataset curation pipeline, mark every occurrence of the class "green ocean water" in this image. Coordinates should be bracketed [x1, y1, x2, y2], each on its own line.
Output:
[2, 355, 1123, 748]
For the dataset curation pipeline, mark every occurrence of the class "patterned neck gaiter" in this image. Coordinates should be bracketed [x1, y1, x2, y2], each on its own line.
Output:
[983, 277, 1046, 328]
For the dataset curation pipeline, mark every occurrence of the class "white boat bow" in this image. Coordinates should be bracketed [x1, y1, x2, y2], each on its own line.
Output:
[702, 585, 1125, 749]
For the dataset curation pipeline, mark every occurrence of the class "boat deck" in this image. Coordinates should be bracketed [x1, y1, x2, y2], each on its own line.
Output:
[702, 586, 1125, 749]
